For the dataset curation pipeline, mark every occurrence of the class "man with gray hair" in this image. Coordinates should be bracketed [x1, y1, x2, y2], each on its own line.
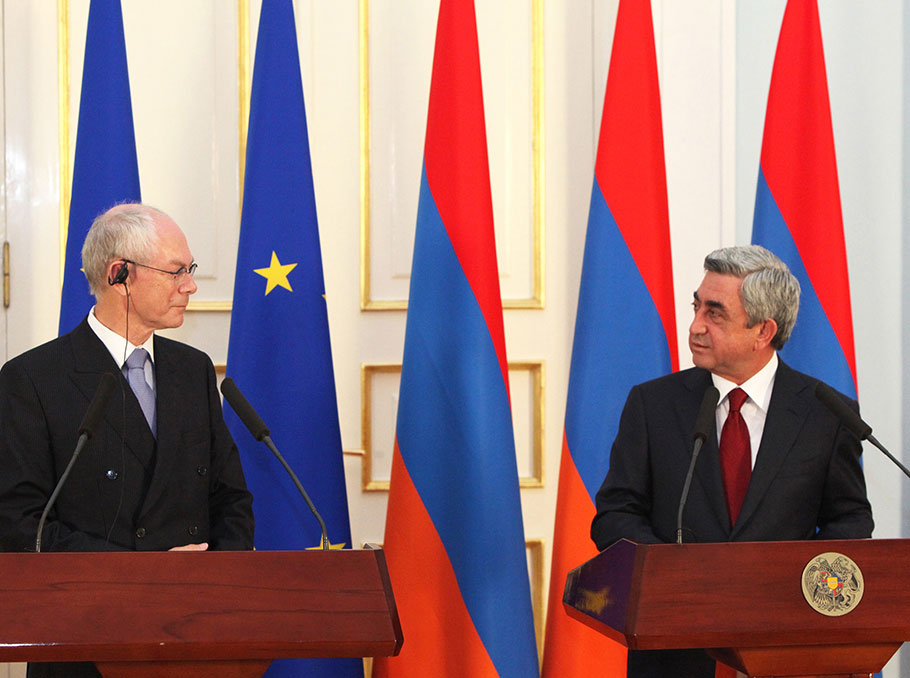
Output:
[591, 245, 872, 678]
[0, 203, 254, 678]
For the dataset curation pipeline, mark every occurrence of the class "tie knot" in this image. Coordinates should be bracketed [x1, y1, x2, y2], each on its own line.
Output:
[728, 388, 748, 413]
[126, 348, 149, 370]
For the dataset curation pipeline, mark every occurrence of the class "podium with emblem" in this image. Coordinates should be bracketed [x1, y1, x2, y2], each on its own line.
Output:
[563, 538, 905, 677]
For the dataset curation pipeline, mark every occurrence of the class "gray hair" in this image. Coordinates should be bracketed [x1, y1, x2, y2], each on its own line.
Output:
[81, 203, 163, 296]
[704, 245, 800, 350]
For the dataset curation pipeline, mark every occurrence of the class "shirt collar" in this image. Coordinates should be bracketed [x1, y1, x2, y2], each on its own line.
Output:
[711, 352, 778, 412]
[87, 307, 155, 369]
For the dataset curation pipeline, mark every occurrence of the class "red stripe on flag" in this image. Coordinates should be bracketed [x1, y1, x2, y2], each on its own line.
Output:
[373, 443, 498, 678]
[759, 0, 856, 382]
[542, 435, 627, 677]
[422, 0, 508, 388]
[594, 0, 677, 369]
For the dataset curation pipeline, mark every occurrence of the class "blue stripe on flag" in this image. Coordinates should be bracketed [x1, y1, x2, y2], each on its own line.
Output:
[396, 166, 538, 677]
[567, 181, 674, 501]
[752, 168, 856, 398]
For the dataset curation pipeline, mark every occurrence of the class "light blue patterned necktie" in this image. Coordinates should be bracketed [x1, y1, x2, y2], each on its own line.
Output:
[124, 348, 156, 437]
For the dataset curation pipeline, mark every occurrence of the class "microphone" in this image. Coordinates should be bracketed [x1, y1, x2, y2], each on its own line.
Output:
[221, 377, 330, 550]
[677, 385, 720, 544]
[815, 381, 910, 479]
[221, 376, 270, 440]
[36, 372, 117, 552]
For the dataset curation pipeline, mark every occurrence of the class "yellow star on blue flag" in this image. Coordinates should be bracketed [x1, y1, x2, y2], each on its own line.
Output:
[254, 251, 297, 295]
[305, 539, 347, 551]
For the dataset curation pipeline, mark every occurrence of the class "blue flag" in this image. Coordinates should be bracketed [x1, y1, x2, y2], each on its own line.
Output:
[59, 0, 140, 335]
[224, 1, 358, 676]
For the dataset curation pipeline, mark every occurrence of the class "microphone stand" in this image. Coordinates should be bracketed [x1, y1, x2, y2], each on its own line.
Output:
[262, 434, 330, 550]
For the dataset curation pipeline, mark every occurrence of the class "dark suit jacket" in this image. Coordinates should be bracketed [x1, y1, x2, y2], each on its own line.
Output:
[0, 318, 254, 553]
[592, 360, 873, 549]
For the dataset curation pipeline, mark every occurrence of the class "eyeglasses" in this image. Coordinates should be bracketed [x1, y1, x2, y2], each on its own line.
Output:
[122, 259, 197, 282]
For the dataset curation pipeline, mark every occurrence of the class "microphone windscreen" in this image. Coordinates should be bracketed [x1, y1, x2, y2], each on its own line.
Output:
[221, 377, 270, 441]
[78, 372, 117, 438]
[693, 385, 720, 443]
[815, 381, 871, 440]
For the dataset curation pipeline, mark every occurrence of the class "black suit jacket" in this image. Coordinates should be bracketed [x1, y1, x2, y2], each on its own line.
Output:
[592, 360, 873, 549]
[0, 318, 254, 553]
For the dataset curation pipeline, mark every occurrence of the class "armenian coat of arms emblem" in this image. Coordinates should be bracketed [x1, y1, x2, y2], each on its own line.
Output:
[801, 552, 864, 617]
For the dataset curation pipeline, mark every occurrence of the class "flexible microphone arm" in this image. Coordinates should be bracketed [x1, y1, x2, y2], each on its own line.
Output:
[221, 377, 330, 550]
[36, 373, 117, 552]
[815, 381, 910, 479]
[260, 433, 330, 549]
[677, 386, 720, 544]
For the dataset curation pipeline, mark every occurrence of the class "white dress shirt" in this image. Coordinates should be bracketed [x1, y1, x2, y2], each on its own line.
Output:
[87, 306, 156, 391]
[711, 352, 779, 469]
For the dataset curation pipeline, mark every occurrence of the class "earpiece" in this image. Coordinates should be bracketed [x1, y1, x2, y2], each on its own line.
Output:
[108, 261, 129, 286]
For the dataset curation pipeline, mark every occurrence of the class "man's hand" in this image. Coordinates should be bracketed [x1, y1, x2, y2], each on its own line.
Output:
[168, 542, 209, 551]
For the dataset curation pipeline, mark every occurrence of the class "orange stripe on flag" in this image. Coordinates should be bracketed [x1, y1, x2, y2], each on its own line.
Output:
[373, 443, 498, 678]
[541, 434, 627, 677]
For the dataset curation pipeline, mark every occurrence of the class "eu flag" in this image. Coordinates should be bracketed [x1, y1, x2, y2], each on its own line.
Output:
[224, 1, 357, 676]
[59, 0, 140, 335]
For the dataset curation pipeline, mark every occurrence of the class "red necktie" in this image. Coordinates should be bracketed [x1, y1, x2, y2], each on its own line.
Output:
[719, 388, 751, 525]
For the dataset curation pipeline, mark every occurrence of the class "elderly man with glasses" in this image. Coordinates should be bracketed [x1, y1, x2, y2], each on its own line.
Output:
[0, 203, 254, 678]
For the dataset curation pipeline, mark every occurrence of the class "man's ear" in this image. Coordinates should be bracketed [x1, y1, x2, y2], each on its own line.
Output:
[106, 260, 129, 294]
[755, 317, 778, 350]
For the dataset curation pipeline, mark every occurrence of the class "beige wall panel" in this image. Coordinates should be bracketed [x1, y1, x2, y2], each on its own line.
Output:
[4, 2, 61, 357]
[360, 362, 544, 492]
[362, 0, 542, 309]
[65, 1, 241, 310]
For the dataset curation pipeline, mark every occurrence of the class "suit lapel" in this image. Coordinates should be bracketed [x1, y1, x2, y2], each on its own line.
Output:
[69, 319, 156, 470]
[732, 360, 809, 536]
[680, 369, 731, 533]
[139, 336, 179, 515]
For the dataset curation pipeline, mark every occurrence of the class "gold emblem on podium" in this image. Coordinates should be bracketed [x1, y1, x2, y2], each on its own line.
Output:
[576, 586, 613, 615]
[801, 552, 864, 616]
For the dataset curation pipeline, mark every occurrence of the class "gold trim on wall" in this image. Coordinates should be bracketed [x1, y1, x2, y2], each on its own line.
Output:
[238, 0, 250, 201]
[187, 300, 233, 312]
[358, 0, 374, 311]
[359, 0, 545, 311]
[360, 360, 545, 491]
[527, 537, 545, 663]
[511, 359, 545, 489]
[360, 362, 398, 491]
[530, 0, 545, 309]
[57, 0, 70, 287]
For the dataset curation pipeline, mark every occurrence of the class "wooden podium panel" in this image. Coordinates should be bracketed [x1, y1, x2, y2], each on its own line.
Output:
[564, 539, 909, 677]
[0, 548, 402, 677]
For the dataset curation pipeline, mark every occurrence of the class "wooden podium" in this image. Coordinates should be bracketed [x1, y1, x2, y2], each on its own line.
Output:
[0, 547, 402, 677]
[563, 539, 910, 678]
